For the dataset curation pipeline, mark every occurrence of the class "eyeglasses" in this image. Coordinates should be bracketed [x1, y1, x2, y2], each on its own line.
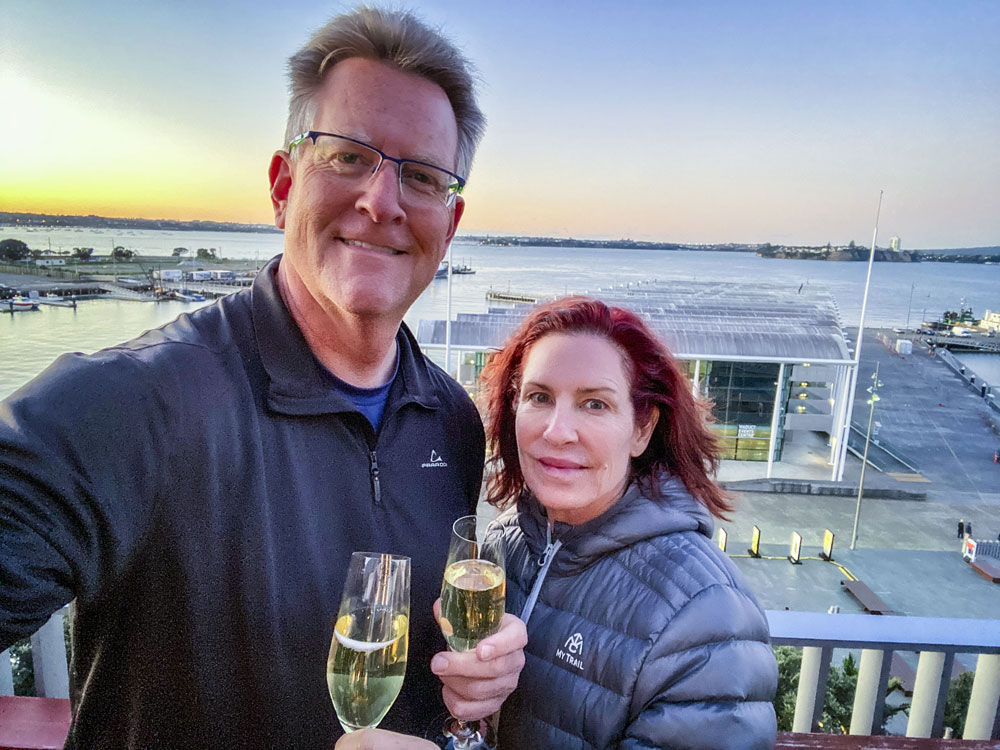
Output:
[288, 131, 466, 208]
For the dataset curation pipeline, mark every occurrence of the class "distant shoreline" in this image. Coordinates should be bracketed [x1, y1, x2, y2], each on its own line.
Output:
[2, 211, 996, 257]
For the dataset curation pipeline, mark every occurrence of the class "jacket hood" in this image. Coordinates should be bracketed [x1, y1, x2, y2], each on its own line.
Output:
[513, 475, 715, 576]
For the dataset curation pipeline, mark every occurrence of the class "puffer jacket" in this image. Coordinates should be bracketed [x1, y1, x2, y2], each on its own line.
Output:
[497, 477, 777, 749]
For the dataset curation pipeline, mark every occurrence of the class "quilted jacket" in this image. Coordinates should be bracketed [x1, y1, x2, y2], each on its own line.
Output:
[497, 477, 777, 749]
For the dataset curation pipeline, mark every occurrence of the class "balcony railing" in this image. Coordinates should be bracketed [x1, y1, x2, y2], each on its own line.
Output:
[769, 610, 1000, 740]
[3, 608, 999, 744]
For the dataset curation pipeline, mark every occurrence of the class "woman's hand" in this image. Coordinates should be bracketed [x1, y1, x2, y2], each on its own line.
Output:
[334, 728, 438, 749]
[430, 598, 527, 720]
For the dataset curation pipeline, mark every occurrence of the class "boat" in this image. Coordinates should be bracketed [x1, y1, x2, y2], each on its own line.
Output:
[3, 296, 39, 312]
[38, 294, 77, 308]
[434, 261, 449, 279]
[451, 263, 475, 275]
[173, 291, 206, 302]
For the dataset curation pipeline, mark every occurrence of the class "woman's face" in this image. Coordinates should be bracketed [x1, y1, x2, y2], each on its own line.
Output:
[515, 333, 657, 526]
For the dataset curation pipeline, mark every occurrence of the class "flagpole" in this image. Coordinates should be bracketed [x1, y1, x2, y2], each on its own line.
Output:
[835, 190, 883, 481]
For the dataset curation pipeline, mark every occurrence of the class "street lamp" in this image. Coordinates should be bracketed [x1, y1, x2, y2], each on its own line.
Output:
[850, 363, 882, 550]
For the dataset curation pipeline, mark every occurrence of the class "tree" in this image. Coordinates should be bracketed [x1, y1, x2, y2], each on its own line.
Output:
[111, 246, 135, 260]
[172, 247, 190, 257]
[196, 247, 217, 260]
[72, 247, 94, 261]
[0, 238, 30, 261]
[849, 240, 856, 249]
[943, 671, 974, 737]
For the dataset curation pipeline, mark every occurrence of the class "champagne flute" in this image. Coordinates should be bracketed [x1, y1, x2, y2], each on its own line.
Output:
[328, 552, 410, 734]
[438, 515, 505, 750]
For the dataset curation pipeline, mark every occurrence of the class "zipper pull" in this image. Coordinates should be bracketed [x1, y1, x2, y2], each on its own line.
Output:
[538, 523, 556, 566]
[369, 450, 381, 505]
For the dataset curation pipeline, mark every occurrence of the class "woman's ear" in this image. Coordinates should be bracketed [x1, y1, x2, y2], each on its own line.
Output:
[631, 407, 660, 458]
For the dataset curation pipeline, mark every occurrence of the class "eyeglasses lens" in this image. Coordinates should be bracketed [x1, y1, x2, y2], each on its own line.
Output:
[311, 134, 458, 207]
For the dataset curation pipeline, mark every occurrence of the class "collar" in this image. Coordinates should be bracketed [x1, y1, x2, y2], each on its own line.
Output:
[252, 255, 441, 416]
[516, 476, 714, 576]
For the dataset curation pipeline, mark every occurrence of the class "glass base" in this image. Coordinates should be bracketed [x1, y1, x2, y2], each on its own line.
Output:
[425, 711, 497, 750]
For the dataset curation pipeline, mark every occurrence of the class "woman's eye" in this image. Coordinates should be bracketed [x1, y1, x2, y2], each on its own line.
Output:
[525, 392, 549, 404]
[584, 399, 607, 411]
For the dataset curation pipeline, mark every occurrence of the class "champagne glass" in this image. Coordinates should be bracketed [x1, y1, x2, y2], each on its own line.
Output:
[327, 552, 410, 733]
[438, 515, 505, 749]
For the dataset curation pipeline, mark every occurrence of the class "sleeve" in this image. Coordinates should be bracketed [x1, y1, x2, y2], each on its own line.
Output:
[0, 350, 169, 649]
[621, 583, 778, 750]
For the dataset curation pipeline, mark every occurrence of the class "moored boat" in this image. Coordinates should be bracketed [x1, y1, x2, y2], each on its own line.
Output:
[3, 296, 39, 312]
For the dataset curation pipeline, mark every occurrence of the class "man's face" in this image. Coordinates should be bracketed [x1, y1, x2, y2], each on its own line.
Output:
[269, 57, 463, 325]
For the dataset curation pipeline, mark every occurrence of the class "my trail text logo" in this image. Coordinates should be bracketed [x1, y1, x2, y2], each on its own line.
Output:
[421, 449, 448, 468]
[555, 632, 584, 670]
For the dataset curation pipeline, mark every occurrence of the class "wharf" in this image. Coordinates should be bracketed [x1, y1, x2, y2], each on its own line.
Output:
[485, 289, 549, 305]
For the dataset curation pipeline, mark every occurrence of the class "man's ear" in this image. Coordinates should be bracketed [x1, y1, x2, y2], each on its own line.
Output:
[268, 151, 293, 229]
[446, 195, 465, 244]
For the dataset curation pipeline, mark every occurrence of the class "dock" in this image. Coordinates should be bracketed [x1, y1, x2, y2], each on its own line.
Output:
[485, 289, 549, 305]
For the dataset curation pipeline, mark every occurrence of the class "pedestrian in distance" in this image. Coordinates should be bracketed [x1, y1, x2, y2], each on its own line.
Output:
[958, 519, 966, 538]
[966, 521, 973, 538]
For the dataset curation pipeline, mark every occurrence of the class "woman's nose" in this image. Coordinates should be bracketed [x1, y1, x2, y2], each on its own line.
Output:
[542, 405, 576, 443]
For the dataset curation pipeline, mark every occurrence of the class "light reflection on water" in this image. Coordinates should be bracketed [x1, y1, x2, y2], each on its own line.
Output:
[2, 232, 998, 400]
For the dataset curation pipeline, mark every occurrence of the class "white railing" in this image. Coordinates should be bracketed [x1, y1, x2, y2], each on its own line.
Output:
[0, 607, 70, 699]
[768, 610, 1000, 740]
[4, 608, 999, 740]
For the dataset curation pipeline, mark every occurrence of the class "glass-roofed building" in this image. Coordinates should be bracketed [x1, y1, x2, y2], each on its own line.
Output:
[416, 280, 854, 469]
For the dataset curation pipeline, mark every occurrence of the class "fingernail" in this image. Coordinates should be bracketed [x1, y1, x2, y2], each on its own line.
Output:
[431, 654, 448, 673]
[479, 644, 494, 660]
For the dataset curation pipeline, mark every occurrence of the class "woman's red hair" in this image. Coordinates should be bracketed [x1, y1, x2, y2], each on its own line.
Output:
[479, 296, 731, 518]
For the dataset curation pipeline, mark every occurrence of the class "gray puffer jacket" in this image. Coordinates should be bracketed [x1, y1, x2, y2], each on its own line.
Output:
[497, 477, 777, 749]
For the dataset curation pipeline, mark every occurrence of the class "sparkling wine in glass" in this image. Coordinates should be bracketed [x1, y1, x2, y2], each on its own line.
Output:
[438, 515, 505, 749]
[327, 552, 410, 733]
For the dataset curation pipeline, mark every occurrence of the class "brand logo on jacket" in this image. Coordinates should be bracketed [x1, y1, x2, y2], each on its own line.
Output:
[555, 632, 584, 670]
[421, 449, 448, 468]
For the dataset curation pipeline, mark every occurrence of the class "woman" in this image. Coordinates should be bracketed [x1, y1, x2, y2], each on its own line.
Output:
[480, 297, 777, 749]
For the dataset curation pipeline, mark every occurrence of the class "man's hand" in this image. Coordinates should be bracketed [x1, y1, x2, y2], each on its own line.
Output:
[431, 599, 527, 720]
[334, 728, 438, 749]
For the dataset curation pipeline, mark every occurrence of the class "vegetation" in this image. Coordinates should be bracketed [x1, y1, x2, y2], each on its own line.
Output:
[0, 238, 30, 261]
[196, 247, 218, 260]
[111, 246, 135, 260]
[72, 247, 94, 260]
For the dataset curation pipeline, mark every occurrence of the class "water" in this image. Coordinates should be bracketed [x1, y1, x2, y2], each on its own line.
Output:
[2, 228, 998, 400]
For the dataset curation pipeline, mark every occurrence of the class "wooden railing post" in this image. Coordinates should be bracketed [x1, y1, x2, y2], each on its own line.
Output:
[965, 653, 1000, 740]
[850, 648, 892, 735]
[0, 649, 13, 696]
[28, 610, 69, 699]
[793, 646, 832, 733]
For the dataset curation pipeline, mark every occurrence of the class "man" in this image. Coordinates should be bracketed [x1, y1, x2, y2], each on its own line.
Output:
[0, 8, 524, 748]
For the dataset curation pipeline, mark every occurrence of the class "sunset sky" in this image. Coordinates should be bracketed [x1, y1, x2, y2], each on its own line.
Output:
[2, 0, 998, 248]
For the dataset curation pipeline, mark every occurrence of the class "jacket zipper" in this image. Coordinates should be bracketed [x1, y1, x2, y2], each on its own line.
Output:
[519, 524, 562, 625]
[369, 450, 381, 505]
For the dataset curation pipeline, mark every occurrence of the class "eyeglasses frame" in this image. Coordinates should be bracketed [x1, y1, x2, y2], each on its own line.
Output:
[287, 130, 466, 207]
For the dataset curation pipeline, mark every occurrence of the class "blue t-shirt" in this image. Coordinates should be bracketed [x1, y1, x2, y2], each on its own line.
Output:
[324, 353, 400, 432]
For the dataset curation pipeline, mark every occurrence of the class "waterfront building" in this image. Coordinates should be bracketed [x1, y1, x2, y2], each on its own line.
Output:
[890, 236, 901, 252]
[981, 309, 1000, 332]
[417, 280, 853, 467]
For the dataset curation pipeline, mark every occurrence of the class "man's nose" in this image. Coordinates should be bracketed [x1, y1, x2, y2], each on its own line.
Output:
[355, 159, 406, 224]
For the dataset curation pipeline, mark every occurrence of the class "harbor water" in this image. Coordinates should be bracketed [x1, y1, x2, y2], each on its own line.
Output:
[2, 228, 998, 400]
